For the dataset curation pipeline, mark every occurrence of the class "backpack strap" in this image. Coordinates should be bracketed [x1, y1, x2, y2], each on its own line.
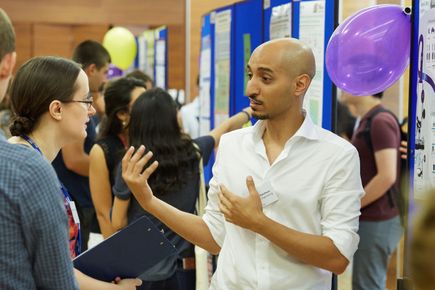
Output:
[362, 107, 398, 151]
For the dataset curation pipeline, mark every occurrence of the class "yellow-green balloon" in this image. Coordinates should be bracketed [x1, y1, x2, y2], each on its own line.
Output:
[103, 27, 137, 70]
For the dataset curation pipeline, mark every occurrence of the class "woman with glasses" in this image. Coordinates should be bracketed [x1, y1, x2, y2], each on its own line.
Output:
[89, 77, 146, 238]
[8, 56, 141, 290]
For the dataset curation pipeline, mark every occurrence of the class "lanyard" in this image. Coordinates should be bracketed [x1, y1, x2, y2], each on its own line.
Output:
[21, 134, 82, 255]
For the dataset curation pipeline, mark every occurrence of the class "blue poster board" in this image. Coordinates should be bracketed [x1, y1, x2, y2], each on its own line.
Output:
[293, 0, 336, 130]
[263, 0, 336, 130]
[232, 0, 264, 115]
[199, 13, 215, 183]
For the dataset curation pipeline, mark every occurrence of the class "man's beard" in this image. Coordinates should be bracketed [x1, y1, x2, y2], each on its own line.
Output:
[252, 111, 269, 120]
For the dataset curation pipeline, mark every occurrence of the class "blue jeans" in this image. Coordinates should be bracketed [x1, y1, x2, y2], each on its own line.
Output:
[352, 216, 403, 290]
[137, 269, 195, 290]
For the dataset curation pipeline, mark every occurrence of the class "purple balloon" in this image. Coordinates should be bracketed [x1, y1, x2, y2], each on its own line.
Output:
[326, 5, 410, 96]
[107, 64, 123, 80]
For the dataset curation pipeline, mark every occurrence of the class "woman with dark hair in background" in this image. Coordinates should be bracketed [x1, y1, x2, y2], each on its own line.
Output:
[89, 77, 146, 238]
[111, 87, 252, 290]
[8, 56, 141, 290]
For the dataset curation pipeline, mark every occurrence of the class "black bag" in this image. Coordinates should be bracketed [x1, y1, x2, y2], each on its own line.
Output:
[361, 107, 408, 225]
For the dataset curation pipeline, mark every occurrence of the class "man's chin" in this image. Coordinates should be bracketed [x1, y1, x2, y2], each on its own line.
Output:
[252, 112, 269, 120]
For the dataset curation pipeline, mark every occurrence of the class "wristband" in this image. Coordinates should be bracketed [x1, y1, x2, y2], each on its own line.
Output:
[241, 110, 251, 121]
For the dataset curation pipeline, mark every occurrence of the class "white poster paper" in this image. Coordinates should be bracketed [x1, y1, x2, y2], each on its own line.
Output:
[199, 35, 212, 136]
[414, 8, 435, 199]
[299, 0, 325, 126]
[214, 9, 232, 126]
[269, 3, 292, 40]
[155, 40, 166, 88]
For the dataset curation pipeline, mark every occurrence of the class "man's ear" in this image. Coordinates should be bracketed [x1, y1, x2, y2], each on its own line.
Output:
[0, 52, 16, 80]
[294, 74, 311, 97]
[48, 100, 63, 121]
[84, 63, 97, 76]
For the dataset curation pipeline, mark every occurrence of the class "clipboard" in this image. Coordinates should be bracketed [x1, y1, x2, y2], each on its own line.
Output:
[73, 215, 177, 282]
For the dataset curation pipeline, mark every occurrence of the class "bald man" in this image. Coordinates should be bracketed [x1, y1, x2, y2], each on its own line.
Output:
[121, 38, 364, 290]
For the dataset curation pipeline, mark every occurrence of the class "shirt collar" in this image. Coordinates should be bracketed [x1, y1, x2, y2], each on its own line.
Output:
[251, 110, 320, 144]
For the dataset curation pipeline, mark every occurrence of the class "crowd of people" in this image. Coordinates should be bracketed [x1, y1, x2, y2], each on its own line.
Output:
[0, 6, 434, 290]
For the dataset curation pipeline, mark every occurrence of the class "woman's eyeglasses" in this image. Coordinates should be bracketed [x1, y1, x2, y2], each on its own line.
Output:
[64, 95, 94, 109]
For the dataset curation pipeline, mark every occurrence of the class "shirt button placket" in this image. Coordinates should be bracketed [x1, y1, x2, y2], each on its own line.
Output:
[255, 235, 268, 289]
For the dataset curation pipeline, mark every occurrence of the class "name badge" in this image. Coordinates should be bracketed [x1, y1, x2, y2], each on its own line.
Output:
[256, 180, 279, 207]
[69, 201, 81, 225]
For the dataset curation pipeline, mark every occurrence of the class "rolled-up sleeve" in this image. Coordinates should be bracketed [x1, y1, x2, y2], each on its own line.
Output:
[202, 140, 226, 247]
[112, 164, 131, 200]
[320, 147, 364, 261]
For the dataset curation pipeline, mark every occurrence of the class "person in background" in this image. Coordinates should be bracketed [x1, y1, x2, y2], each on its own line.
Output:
[0, 9, 78, 290]
[8, 55, 141, 290]
[341, 90, 403, 290]
[336, 101, 356, 141]
[111, 87, 253, 290]
[53, 40, 111, 251]
[120, 39, 364, 290]
[180, 76, 200, 138]
[90, 77, 146, 238]
[410, 192, 435, 290]
[126, 69, 154, 90]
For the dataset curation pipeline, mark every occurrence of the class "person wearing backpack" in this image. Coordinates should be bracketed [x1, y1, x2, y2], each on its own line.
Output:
[340, 91, 403, 290]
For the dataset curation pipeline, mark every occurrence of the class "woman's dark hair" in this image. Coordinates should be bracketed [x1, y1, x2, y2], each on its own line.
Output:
[129, 88, 198, 195]
[125, 70, 154, 89]
[98, 77, 146, 138]
[337, 101, 356, 140]
[9, 56, 81, 136]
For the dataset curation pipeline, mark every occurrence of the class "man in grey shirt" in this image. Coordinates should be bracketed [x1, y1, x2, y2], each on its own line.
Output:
[0, 9, 78, 290]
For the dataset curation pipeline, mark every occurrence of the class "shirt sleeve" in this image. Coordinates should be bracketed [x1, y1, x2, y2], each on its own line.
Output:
[20, 157, 79, 290]
[202, 138, 226, 247]
[371, 113, 400, 152]
[320, 147, 365, 261]
[112, 163, 132, 200]
[193, 135, 215, 165]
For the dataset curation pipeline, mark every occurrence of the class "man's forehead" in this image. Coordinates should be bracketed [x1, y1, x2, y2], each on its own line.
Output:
[248, 47, 285, 73]
[99, 63, 110, 72]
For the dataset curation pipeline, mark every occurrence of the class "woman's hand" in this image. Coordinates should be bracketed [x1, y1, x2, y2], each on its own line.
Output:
[121, 146, 159, 209]
[113, 277, 142, 289]
[400, 140, 408, 160]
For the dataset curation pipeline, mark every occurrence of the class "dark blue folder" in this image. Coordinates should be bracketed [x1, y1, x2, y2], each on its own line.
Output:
[73, 215, 177, 282]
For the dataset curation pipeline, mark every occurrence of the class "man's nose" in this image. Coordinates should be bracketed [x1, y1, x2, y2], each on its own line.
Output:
[245, 78, 259, 97]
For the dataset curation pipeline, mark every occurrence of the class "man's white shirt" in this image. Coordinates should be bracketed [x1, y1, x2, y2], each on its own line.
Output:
[203, 113, 364, 290]
[180, 97, 200, 139]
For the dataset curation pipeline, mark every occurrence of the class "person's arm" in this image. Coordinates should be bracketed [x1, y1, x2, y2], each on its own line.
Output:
[111, 197, 130, 231]
[219, 179, 347, 274]
[121, 146, 221, 254]
[218, 148, 363, 275]
[62, 140, 90, 176]
[361, 148, 397, 207]
[361, 113, 400, 208]
[208, 107, 252, 147]
[89, 144, 115, 238]
[74, 269, 141, 290]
